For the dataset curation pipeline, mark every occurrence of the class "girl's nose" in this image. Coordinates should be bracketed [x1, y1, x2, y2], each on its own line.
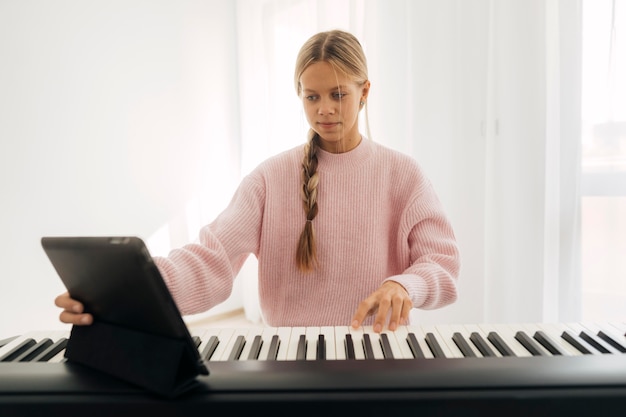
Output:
[317, 98, 335, 115]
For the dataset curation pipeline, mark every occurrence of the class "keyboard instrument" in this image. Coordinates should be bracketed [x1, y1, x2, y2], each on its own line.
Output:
[1, 322, 626, 416]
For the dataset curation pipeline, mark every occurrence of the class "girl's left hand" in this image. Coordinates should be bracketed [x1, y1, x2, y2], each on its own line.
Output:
[351, 281, 412, 333]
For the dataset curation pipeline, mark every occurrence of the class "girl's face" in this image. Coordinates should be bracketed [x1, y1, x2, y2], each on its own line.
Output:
[300, 61, 370, 153]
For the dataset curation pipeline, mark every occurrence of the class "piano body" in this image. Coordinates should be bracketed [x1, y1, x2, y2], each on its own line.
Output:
[1, 322, 626, 416]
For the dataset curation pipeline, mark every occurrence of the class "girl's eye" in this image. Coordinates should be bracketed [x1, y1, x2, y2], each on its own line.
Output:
[333, 93, 346, 99]
[305, 95, 318, 101]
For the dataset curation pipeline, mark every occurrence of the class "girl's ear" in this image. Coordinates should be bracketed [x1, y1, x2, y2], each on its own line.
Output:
[361, 80, 371, 102]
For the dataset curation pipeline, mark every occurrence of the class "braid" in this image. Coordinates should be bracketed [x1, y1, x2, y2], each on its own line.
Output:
[296, 131, 320, 272]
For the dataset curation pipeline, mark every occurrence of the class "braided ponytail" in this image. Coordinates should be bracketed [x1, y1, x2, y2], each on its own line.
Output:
[296, 130, 320, 272]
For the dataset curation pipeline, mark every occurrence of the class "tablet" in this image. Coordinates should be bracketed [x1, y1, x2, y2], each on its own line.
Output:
[41, 236, 208, 379]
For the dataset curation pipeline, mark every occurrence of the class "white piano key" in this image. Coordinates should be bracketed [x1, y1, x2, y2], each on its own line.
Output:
[238, 327, 264, 360]
[333, 326, 350, 360]
[304, 327, 320, 360]
[386, 326, 416, 359]
[255, 327, 278, 361]
[348, 326, 366, 360]
[209, 328, 236, 361]
[319, 326, 336, 360]
[274, 327, 294, 361]
[283, 326, 306, 360]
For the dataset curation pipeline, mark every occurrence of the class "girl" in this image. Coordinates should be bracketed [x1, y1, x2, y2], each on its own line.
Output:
[56, 30, 460, 333]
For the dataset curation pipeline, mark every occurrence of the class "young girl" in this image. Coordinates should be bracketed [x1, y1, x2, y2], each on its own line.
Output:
[56, 30, 460, 333]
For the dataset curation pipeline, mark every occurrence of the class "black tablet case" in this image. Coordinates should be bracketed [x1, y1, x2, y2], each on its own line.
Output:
[41, 236, 209, 397]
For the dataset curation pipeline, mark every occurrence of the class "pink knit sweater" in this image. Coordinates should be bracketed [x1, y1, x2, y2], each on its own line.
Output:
[154, 138, 460, 326]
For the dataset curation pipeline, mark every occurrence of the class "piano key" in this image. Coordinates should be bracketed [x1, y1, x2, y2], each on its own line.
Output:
[424, 332, 447, 358]
[239, 327, 264, 360]
[316, 334, 325, 360]
[348, 326, 366, 360]
[200, 335, 219, 361]
[452, 332, 477, 358]
[265, 334, 280, 360]
[283, 327, 306, 361]
[469, 332, 496, 357]
[476, 324, 518, 357]
[514, 331, 547, 356]
[333, 326, 351, 360]
[296, 334, 307, 360]
[561, 330, 593, 354]
[257, 327, 279, 361]
[274, 327, 294, 361]
[432, 325, 469, 358]
[596, 331, 626, 353]
[319, 326, 336, 360]
[0, 335, 19, 349]
[304, 327, 321, 360]
[0, 338, 37, 362]
[31, 337, 68, 362]
[246, 335, 263, 360]
[14, 338, 54, 362]
[381, 329, 406, 359]
[387, 326, 421, 359]
[405, 325, 435, 359]
[530, 323, 580, 356]
[361, 327, 386, 360]
[362, 334, 375, 360]
[577, 322, 625, 354]
[227, 335, 246, 361]
[209, 328, 236, 361]
[532, 330, 566, 356]
[565, 323, 617, 354]
[378, 334, 393, 359]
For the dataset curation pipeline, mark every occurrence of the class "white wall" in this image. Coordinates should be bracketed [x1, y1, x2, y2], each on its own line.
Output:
[0, 0, 241, 337]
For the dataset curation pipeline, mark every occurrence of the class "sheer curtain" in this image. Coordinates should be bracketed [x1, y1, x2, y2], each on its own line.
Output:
[223, 0, 580, 322]
[160, 0, 583, 325]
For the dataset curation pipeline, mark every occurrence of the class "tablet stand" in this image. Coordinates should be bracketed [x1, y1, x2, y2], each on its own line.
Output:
[65, 321, 207, 397]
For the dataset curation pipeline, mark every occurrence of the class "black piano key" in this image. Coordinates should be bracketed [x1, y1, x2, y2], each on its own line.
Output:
[227, 335, 246, 361]
[316, 334, 326, 360]
[200, 335, 219, 361]
[344, 334, 356, 360]
[31, 338, 68, 362]
[192, 336, 201, 349]
[14, 339, 53, 362]
[487, 331, 516, 357]
[597, 330, 626, 353]
[452, 332, 476, 358]
[0, 338, 37, 362]
[296, 334, 307, 361]
[406, 333, 425, 359]
[561, 331, 592, 354]
[579, 331, 611, 354]
[362, 334, 375, 360]
[266, 335, 280, 360]
[533, 331, 565, 355]
[469, 332, 496, 357]
[424, 332, 446, 358]
[514, 331, 546, 356]
[247, 335, 263, 360]
[379, 334, 394, 359]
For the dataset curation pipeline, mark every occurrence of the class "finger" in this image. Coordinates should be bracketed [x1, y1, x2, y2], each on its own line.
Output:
[351, 298, 376, 329]
[54, 292, 82, 313]
[387, 295, 404, 331]
[59, 310, 93, 326]
[373, 296, 391, 333]
[400, 299, 412, 325]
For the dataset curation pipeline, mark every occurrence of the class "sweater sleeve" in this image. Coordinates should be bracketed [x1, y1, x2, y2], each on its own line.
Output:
[385, 181, 460, 310]
[153, 173, 265, 315]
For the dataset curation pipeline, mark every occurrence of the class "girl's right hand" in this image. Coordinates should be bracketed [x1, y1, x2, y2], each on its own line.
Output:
[54, 292, 93, 325]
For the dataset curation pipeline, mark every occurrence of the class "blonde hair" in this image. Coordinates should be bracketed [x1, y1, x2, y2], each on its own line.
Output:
[294, 30, 369, 272]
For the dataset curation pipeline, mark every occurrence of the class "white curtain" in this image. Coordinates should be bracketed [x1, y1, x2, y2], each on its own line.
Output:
[158, 0, 584, 325]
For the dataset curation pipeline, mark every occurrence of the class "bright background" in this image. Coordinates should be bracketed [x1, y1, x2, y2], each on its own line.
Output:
[0, 0, 624, 337]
